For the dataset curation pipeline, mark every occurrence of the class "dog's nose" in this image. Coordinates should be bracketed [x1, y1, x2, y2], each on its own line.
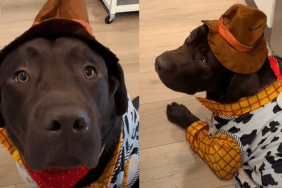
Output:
[44, 107, 90, 134]
[155, 55, 175, 73]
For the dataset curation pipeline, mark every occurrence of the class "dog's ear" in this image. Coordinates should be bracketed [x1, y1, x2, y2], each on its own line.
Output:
[108, 62, 128, 116]
[224, 73, 261, 102]
[0, 95, 5, 128]
[224, 57, 277, 103]
[0, 111, 5, 127]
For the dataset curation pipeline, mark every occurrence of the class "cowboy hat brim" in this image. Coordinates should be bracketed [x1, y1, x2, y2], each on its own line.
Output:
[202, 20, 268, 74]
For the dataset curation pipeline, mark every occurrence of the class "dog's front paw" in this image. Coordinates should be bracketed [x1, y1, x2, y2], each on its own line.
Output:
[167, 102, 199, 129]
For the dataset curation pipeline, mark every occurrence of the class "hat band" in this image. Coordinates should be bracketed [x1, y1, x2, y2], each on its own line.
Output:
[33, 19, 93, 35]
[218, 17, 253, 53]
[71, 19, 93, 35]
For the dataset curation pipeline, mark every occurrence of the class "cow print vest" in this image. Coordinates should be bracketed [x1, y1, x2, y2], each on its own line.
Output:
[211, 98, 282, 188]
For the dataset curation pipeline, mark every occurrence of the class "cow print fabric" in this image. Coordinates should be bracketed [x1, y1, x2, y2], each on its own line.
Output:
[213, 99, 282, 188]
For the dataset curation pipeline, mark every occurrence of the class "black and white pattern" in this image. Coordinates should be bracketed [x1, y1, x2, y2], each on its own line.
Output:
[17, 93, 139, 188]
[108, 93, 139, 188]
[211, 100, 282, 188]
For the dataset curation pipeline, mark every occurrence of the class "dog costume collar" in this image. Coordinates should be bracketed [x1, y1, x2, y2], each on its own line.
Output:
[196, 76, 282, 118]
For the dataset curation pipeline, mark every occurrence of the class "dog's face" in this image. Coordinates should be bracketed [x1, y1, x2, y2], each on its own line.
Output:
[0, 37, 126, 171]
[155, 25, 228, 95]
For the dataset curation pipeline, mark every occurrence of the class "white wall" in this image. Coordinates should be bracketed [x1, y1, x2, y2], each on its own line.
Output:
[254, 0, 276, 28]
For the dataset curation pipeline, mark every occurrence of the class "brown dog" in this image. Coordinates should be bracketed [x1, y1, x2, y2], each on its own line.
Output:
[0, 0, 139, 187]
[0, 36, 124, 171]
[0, 35, 139, 187]
[155, 24, 281, 129]
[155, 23, 282, 187]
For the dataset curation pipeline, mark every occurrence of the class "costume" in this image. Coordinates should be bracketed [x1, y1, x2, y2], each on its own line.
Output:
[185, 4, 282, 188]
[187, 79, 282, 187]
[0, 0, 139, 187]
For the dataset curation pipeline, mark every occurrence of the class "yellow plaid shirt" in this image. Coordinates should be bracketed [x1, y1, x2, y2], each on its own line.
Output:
[186, 80, 282, 180]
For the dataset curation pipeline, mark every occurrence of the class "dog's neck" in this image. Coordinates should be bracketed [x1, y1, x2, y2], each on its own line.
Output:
[73, 114, 123, 188]
[206, 56, 282, 104]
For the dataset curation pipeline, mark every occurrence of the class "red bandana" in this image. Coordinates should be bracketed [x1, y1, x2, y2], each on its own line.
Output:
[269, 56, 281, 81]
[23, 159, 89, 188]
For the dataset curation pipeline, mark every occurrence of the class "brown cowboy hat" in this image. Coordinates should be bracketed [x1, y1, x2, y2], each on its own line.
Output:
[202, 4, 268, 74]
[0, 0, 118, 67]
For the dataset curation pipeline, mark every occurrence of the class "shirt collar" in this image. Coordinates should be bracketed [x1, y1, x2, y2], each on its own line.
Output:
[196, 80, 282, 117]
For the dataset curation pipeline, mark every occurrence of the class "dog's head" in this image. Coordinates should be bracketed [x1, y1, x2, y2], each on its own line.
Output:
[0, 21, 128, 171]
[155, 25, 275, 103]
[155, 25, 230, 95]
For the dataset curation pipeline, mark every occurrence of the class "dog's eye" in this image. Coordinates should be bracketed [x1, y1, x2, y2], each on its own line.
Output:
[83, 66, 96, 79]
[15, 71, 29, 83]
[199, 58, 208, 65]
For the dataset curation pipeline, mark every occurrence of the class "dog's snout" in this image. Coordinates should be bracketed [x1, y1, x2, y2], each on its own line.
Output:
[44, 107, 90, 134]
[155, 55, 175, 73]
[155, 56, 162, 72]
[47, 117, 88, 133]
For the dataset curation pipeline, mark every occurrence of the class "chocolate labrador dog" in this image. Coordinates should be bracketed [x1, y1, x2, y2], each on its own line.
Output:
[0, 36, 139, 187]
[155, 23, 282, 187]
[155, 24, 281, 128]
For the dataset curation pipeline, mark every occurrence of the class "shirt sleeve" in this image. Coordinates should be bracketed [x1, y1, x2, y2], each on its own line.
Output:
[185, 121, 242, 180]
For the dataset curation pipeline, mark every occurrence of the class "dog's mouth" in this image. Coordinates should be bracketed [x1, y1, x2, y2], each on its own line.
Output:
[47, 156, 82, 169]
[49, 143, 105, 170]
[156, 73, 197, 95]
[21, 155, 84, 172]
[21, 142, 106, 172]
